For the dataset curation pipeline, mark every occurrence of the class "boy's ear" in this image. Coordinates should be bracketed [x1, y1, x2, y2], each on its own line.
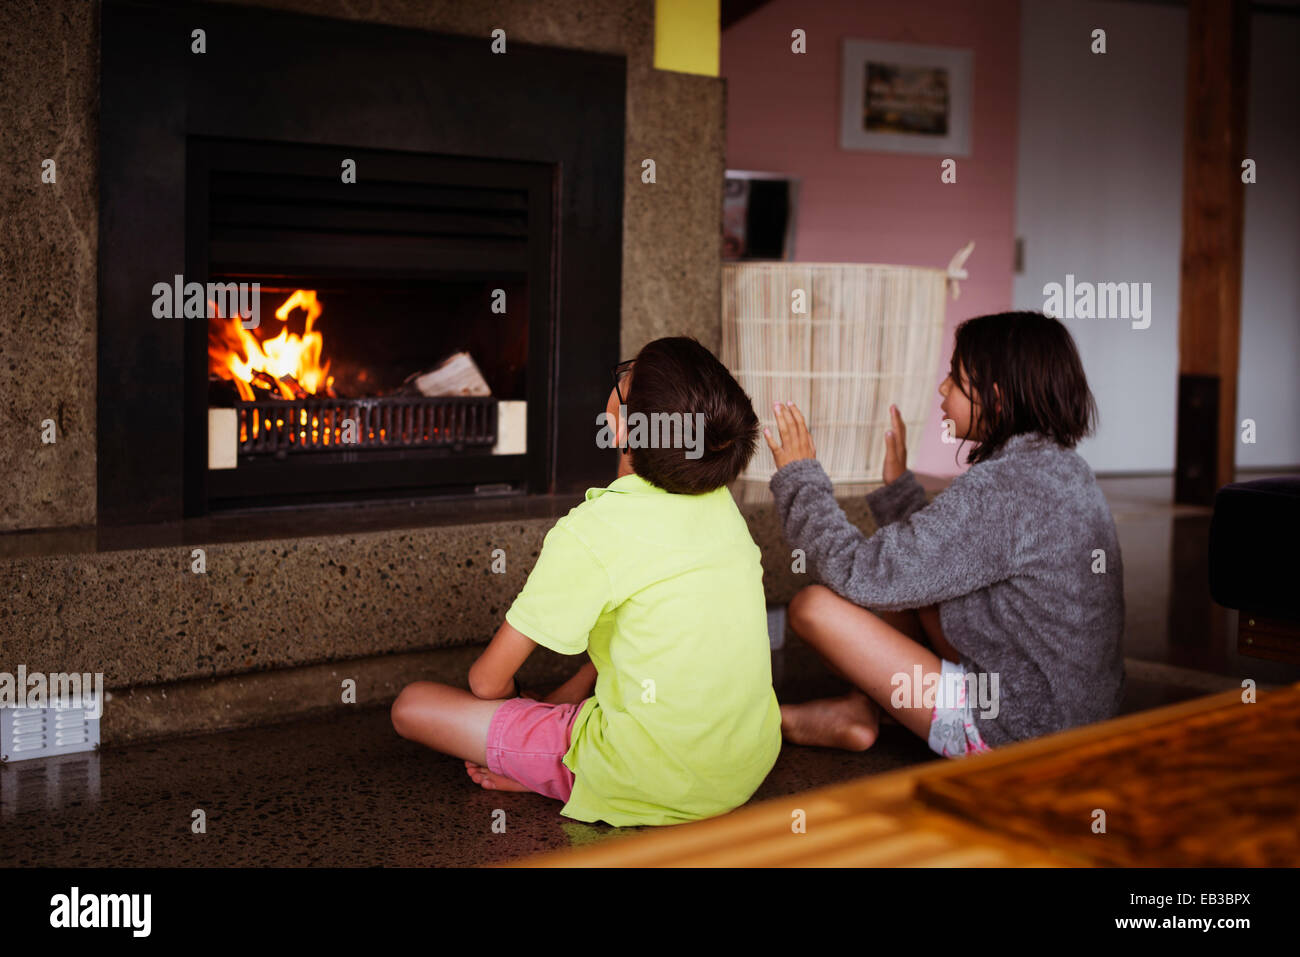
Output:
[616, 404, 628, 447]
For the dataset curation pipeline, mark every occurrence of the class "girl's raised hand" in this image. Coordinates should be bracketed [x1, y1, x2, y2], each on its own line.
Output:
[883, 403, 907, 484]
[764, 401, 817, 469]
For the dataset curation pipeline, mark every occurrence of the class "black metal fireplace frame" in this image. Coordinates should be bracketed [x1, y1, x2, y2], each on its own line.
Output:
[99, 0, 625, 524]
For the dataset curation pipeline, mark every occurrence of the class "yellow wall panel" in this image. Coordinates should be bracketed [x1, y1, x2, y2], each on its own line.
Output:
[654, 0, 720, 76]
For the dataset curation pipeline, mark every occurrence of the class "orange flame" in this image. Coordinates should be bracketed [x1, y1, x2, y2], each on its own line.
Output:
[208, 289, 336, 401]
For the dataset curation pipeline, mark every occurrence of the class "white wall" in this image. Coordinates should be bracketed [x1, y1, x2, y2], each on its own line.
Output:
[1013, 0, 1186, 473]
[1013, 0, 1300, 473]
[1238, 13, 1300, 469]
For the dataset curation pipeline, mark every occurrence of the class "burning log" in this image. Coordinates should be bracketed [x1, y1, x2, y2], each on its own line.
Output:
[279, 375, 319, 399]
[209, 375, 293, 406]
[250, 370, 284, 395]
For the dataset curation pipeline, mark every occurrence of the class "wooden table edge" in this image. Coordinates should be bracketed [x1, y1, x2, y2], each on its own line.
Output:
[508, 683, 1273, 868]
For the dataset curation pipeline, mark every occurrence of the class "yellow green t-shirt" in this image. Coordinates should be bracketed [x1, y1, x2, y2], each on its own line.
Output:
[505, 471, 782, 827]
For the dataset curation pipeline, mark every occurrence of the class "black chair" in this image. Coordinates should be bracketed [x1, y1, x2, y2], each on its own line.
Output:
[1208, 476, 1300, 663]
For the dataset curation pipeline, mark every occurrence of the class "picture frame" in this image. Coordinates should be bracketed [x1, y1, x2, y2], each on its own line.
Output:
[839, 39, 973, 156]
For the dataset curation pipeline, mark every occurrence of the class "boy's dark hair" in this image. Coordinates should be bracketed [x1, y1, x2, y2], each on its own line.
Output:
[951, 311, 1098, 466]
[624, 336, 759, 494]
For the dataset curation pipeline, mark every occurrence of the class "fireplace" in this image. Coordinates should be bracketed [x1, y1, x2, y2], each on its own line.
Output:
[99, 0, 625, 523]
[192, 138, 550, 509]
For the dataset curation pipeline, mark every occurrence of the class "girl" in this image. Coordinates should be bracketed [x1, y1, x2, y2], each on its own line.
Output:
[763, 311, 1125, 757]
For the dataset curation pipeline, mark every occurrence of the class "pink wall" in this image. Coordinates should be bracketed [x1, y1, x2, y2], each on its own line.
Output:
[722, 0, 1020, 477]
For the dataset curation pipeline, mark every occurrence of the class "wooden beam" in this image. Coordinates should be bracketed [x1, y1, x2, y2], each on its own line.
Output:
[1174, 0, 1251, 505]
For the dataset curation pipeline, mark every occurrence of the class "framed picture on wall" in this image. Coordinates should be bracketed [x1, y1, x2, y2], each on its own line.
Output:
[839, 39, 973, 156]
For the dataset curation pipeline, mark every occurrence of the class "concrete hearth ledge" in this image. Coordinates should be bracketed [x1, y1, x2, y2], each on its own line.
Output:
[2, 476, 943, 743]
[103, 644, 583, 747]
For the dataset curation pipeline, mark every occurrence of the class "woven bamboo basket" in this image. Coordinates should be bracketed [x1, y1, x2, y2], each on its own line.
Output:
[722, 248, 971, 483]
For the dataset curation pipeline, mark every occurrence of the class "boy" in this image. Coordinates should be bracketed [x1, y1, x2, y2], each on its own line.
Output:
[391, 337, 782, 827]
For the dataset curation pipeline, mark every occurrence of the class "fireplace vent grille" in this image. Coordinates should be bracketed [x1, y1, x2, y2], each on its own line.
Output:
[235, 396, 497, 456]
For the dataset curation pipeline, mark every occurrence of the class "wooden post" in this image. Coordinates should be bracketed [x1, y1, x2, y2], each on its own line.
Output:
[1174, 0, 1251, 505]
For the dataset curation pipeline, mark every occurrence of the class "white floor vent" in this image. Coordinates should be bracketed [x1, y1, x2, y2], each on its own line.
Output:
[1, 705, 101, 763]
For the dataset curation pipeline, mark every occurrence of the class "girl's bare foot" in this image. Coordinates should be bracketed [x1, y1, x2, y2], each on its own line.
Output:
[780, 690, 880, 751]
[464, 760, 530, 792]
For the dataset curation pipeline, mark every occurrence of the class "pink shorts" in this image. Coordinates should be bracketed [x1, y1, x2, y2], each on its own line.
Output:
[485, 697, 587, 802]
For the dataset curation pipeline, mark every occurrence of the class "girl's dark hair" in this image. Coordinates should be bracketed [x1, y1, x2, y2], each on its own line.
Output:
[950, 311, 1098, 465]
[625, 337, 759, 494]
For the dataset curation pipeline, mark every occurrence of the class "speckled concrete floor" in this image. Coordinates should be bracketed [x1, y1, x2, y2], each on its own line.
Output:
[0, 635, 931, 866]
[3, 474, 1293, 866]
[1, 638, 1232, 867]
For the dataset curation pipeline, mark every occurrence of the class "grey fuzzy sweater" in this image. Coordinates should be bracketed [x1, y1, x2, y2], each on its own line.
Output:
[769, 432, 1125, 746]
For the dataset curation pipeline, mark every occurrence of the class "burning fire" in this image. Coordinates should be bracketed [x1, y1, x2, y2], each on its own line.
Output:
[209, 289, 336, 401]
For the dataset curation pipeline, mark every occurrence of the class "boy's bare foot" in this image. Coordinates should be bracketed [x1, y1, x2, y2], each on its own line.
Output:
[464, 760, 530, 792]
[780, 690, 880, 751]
